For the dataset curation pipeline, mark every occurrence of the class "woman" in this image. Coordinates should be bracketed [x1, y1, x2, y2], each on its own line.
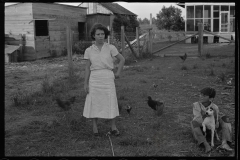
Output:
[83, 23, 125, 137]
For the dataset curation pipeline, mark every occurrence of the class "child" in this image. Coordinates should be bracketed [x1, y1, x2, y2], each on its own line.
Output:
[190, 87, 233, 153]
[83, 23, 125, 137]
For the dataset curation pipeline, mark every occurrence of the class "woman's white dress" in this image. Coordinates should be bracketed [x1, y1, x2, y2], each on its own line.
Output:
[83, 42, 119, 119]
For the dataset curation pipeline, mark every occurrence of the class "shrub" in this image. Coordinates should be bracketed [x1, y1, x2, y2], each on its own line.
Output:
[72, 41, 92, 55]
[205, 52, 211, 59]
[209, 68, 215, 76]
[181, 65, 188, 70]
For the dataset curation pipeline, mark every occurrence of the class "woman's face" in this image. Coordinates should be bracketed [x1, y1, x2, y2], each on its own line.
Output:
[94, 29, 105, 44]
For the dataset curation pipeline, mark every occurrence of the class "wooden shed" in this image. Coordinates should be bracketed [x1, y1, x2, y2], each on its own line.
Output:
[79, 3, 137, 40]
[5, 3, 87, 61]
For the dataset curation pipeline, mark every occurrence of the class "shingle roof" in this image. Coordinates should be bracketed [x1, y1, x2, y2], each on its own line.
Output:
[100, 3, 137, 16]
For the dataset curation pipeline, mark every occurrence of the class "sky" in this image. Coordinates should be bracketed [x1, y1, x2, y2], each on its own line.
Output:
[4, 2, 186, 20]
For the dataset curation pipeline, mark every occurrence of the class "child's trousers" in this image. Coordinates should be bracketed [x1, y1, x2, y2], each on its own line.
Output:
[190, 116, 232, 146]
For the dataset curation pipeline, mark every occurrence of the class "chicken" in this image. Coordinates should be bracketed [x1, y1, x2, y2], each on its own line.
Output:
[179, 53, 187, 62]
[56, 96, 76, 111]
[125, 105, 132, 115]
[147, 96, 165, 116]
[153, 83, 158, 88]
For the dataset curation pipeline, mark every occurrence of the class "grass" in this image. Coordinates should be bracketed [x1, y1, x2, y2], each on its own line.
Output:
[5, 43, 235, 157]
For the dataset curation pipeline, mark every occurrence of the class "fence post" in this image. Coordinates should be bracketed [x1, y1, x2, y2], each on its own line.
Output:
[198, 23, 203, 56]
[66, 26, 73, 77]
[107, 26, 110, 44]
[121, 26, 125, 57]
[136, 27, 140, 57]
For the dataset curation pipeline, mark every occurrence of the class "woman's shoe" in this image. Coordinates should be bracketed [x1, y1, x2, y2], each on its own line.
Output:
[107, 129, 120, 136]
[94, 132, 100, 137]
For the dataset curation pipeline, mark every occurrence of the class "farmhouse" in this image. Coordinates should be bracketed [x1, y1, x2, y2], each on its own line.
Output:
[5, 3, 87, 61]
[177, 2, 235, 43]
[79, 2, 137, 40]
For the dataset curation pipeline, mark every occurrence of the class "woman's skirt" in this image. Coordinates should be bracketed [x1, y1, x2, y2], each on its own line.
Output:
[83, 69, 119, 119]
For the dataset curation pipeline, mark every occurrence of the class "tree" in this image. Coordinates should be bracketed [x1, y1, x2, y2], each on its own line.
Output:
[156, 5, 185, 31]
[112, 14, 139, 33]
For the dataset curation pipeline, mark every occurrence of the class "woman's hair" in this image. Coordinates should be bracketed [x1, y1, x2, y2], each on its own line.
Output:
[200, 87, 216, 99]
[90, 23, 110, 40]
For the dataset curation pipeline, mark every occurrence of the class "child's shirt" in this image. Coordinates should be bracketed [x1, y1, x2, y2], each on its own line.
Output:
[192, 102, 219, 125]
[84, 42, 119, 71]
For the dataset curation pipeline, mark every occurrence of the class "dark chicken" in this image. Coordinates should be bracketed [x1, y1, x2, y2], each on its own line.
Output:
[125, 105, 132, 114]
[179, 53, 187, 62]
[56, 96, 76, 111]
[147, 96, 165, 116]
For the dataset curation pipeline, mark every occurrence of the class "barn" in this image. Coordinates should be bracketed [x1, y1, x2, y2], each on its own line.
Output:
[5, 3, 87, 61]
[177, 2, 235, 43]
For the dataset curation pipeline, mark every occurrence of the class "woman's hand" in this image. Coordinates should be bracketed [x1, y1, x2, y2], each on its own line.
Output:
[84, 83, 89, 94]
[114, 73, 120, 79]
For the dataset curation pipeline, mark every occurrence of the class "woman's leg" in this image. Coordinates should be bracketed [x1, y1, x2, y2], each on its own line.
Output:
[111, 118, 117, 131]
[92, 118, 98, 133]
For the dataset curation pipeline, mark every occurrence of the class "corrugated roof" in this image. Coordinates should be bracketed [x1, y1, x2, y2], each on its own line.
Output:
[100, 3, 137, 16]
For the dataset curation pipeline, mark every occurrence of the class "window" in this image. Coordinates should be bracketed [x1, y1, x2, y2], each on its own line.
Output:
[35, 20, 48, 36]
[204, 5, 211, 18]
[213, 5, 220, 32]
[230, 6, 235, 32]
[187, 6, 194, 18]
[213, 19, 219, 32]
[195, 19, 203, 31]
[187, 19, 194, 31]
[204, 19, 211, 31]
[221, 5, 229, 11]
[195, 5, 203, 18]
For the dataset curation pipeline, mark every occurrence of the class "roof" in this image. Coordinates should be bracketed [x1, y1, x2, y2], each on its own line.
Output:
[100, 3, 137, 16]
[5, 45, 21, 54]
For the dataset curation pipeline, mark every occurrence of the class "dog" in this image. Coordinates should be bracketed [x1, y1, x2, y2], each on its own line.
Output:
[202, 107, 220, 147]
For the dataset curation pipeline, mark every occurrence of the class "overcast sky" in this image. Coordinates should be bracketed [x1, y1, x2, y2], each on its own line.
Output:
[4, 2, 186, 20]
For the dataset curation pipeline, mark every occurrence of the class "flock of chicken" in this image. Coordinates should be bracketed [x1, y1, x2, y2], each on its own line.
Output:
[55, 53, 188, 116]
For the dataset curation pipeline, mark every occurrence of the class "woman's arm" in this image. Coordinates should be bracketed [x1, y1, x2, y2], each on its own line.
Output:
[114, 53, 125, 78]
[84, 60, 91, 94]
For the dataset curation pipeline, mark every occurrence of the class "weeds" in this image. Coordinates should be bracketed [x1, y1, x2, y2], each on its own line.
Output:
[181, 65, 188, 70]
[222, 63, 226, 68]
[209, 68, 215, 76]
[218, 72, 226, 82]
[11, 89, 34, 108]
[205, 52, 211, 59]
[42, 75, 54, 94]
[193, 64, 198, 69]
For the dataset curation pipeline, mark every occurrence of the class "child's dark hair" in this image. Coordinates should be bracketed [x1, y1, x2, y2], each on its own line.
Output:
[90, 23, 110, 40]
[200, 87, 216, 99]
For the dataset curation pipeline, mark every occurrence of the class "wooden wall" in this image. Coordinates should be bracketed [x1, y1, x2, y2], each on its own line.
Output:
[32, 3, 87, 58]
[5, 3, 36, 61]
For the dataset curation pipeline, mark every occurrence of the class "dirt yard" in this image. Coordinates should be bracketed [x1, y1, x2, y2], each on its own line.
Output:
[5, 42, 235, 157]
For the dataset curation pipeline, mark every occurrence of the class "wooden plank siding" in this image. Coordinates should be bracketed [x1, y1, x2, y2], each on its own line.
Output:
[5, 3, 87, 60]
[32, 3, 86, 57]
[5, 3, 36, 61]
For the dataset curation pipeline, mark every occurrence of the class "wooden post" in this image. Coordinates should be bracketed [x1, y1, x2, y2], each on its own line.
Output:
[125, 35, 138, 59]
[136, 27, 140, 57]
[66, 26, 73, 77]
[149, 13, 153, 54]
[107, 26, 110, 44]
[121, 26, 125, 57]
[198, 23, 203, 56]
[149, 29, 152, 54]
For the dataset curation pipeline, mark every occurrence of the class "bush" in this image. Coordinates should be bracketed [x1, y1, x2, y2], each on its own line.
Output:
[72, 41, 92, 55]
